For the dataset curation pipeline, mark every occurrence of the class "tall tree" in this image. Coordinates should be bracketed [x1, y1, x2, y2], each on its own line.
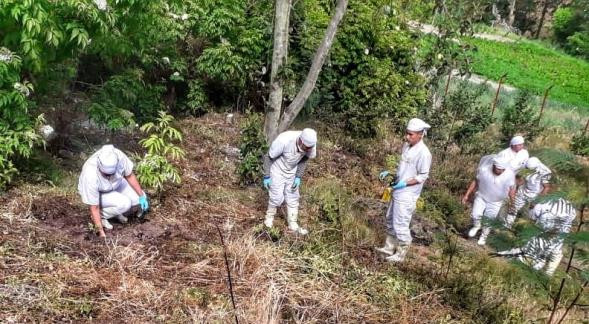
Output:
[264, 0, 349, 142]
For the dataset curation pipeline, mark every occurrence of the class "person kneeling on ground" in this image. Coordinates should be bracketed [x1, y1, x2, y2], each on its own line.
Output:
[262, 128, 317, 235]
[497, 198, 576, 276]
[78, 145, 149, 237]
[462, 155, 515, 246]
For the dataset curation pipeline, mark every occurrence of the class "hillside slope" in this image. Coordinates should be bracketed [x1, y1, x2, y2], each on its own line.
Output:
[0, 114, 556, 322]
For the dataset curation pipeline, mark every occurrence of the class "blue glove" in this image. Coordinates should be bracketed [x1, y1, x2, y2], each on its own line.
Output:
[263, 176, 271, 190]
[292, 177, 301, 189]
[139, 194, 149, 211]
[379, 170, 390, 181]
[392, 180, 407, 190]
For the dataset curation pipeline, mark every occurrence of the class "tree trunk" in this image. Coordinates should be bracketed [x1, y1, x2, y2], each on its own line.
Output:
[508, 0, 517, 26]
[265, 0, 292, 142]
[534, 0, 549, 39]
[277, 0, 349, 134]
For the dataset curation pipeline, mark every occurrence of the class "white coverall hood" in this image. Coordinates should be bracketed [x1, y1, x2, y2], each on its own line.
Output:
[97, 146, 119, 175]
[406, 118, 431, 133]
[510, 135, 525, 146]
[492, 156, 510, 170]
[300, 128, 317, 147]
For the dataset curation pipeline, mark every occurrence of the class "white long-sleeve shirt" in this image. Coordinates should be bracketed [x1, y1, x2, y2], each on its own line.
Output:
[268, 131, 316, 178]
[497, 147, 529, 173]
[476, 155, 515, 202]
[523, 163, 551, 195]
[393, 140, 432, 199]
[530, 199, 576, 233]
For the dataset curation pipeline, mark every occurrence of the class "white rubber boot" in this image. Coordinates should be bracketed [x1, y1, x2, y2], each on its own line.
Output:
[287, 208, 308, 235]
[101, 218, 113, 230]
[116, 214, 128, 224]
[386, 243, 410, 263]
[477, 227, 491, 246]
[264, 207, 277, 228]
[375, 235, 397, 256]
[468, 220, 482, 238]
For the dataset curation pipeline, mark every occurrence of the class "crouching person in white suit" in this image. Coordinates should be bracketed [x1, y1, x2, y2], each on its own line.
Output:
[498, 198, 576, 276]
[262, 129, 317, 235]
[78, 145, 149, 238]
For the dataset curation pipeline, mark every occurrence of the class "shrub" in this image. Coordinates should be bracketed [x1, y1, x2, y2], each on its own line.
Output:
[294, 0, 426, 138]
[0, 48, 44, 189]
[424, 81, 494, 152]
[136, 111, 185, 194]
[501, 91, 543, 143]
[88, 69, 165, 129]
[552, 7, 578, 44]
[237, 112, 267, 186]
[570, 133, 589, 156]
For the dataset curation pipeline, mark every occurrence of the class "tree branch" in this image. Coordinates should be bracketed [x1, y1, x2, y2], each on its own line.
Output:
[277, 0, 349, 133]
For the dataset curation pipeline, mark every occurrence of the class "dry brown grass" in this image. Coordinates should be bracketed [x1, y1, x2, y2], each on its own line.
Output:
[1, 113, 568, 323]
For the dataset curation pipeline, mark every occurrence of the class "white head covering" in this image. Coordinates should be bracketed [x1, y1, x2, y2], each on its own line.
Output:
[510, 135, 525, 146]
[492, 156, 509, 170]
[300, 128, 317, 147]
[97, 147, 119, 175]
[407, 118, 431, 133]
[526, 157, 541, 170]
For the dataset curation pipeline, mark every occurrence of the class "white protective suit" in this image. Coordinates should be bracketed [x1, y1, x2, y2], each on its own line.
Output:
[499, 198, 576, 276]
[496, 146, 529, 174]
[78, 145, 139, 222]
[505, 157, 552, 227]
[469, 155, 515, 245]
[386, 139, 432, 244]
[264, 130, 316, 234]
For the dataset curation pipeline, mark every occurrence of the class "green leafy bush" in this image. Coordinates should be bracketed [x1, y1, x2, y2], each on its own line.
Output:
[88, 69, 165, 129]
[0, 48, 44, 189]
[501, 91, 543, 143]
[424, 81, 494, 153]
[570, 133, 589, 156]
[552, 7, 578, 43]
[136, 111, 185, 194]
[237, 112, 267, 186]
[294, 0, 426, 138]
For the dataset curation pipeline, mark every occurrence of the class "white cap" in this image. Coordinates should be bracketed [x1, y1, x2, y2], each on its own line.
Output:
[526, 157, 541, 170]
[492, 156, 509, 170]
[300, 128, 317, 147]
[97, 146, 119, 175]
[407, 118, 431, 132]
[510, 135, 525, 146]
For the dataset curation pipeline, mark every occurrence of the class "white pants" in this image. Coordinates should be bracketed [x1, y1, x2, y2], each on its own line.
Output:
[386, 195, 418, 244]
[471, 194, 503, 223]
[268, 173, 300, 210]
[101, 179, 140, 219]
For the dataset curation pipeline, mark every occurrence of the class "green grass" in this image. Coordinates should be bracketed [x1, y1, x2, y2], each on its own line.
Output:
[465, 37, 589, 110]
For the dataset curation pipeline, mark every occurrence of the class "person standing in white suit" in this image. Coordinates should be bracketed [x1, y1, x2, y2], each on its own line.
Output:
[78, 145, 149, 238]
[462, 155, 516, 245]
[262, 129, 317, 235]
[376, 118, 432, 263]
[497, 135, 529, 173]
